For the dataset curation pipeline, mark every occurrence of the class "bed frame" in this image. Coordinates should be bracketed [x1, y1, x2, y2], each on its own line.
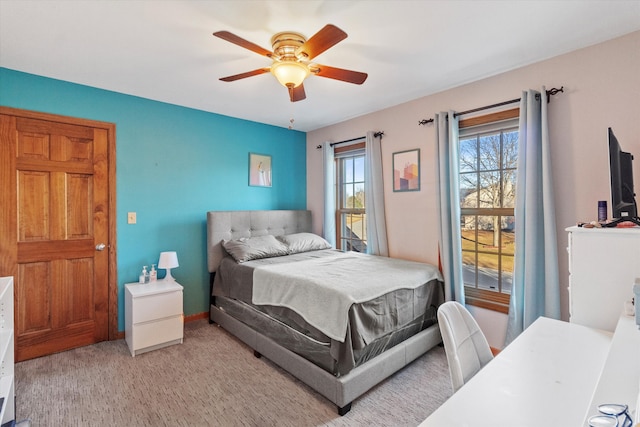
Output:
[206, 210, 442, 415]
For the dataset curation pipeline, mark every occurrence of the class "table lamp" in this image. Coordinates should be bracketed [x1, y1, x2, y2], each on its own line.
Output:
[158, 251, 179, 281]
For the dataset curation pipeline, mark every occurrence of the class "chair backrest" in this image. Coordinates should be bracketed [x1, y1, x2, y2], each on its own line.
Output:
[437, 301, 494, 392]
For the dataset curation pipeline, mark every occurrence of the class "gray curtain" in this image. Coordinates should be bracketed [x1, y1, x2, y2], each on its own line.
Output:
[435, 112, 465, 303]
[322, 141, 336, 247]
[364, 131, 388, 256]
[505, 87, 561, 345]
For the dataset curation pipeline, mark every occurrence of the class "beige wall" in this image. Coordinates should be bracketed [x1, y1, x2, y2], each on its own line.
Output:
[306, 31, 640, 348]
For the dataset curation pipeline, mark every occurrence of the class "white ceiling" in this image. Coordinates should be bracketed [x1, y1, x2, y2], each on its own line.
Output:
[1, 1, 639, 132]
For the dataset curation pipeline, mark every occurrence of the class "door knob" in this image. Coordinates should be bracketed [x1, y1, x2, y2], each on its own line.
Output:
[96, 243, 106, 251]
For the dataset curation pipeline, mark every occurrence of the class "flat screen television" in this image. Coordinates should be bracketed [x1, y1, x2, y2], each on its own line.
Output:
[604, 127, 639, 227]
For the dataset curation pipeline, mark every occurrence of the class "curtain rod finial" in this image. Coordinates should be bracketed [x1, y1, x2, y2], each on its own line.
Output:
[546, 86, 564, 102]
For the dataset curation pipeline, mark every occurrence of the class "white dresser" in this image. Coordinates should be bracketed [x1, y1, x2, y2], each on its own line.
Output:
[566, 226, 640, 331]
[125, 280, 184, 357]
[0, 277, 14, 426]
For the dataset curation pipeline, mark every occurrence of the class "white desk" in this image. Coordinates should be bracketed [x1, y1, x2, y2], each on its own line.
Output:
[585, 315, 640, 424]
[420, 317, 613, 427]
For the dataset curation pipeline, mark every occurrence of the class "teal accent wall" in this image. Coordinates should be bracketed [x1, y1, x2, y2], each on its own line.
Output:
[0, 68, 307, 332]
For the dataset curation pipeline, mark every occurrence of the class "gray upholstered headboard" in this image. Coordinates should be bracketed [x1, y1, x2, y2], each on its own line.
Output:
[206, 210, 312, 273]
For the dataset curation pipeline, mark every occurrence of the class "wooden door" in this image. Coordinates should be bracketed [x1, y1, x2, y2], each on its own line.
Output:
[0, 107, 117, 361]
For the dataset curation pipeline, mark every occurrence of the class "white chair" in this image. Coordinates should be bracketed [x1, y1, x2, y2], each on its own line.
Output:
[437, 301, 494, 392]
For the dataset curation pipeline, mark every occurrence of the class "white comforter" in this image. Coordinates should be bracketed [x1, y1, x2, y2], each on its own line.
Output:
[252, 251, 443, 342]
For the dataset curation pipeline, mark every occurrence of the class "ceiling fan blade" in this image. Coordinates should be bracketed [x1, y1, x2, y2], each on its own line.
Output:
[219, 68, 271, 82]
[213, 31, 273, 57]
[297, 24, 347, 60]
[313, 64, 368, 85]
[289, 84, 306, 102]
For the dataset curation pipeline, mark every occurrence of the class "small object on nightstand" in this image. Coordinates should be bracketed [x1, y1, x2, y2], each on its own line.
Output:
[139, 266, 149, 284]
[149, 264, 157, 282]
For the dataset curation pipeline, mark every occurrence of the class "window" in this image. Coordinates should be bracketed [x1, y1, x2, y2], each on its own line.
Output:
[458, 110, 519, 313]
[335, 142, 367, 252]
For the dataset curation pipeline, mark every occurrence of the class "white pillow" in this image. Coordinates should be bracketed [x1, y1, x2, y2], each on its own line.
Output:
[222, 235, 289, 263]
[277, 232, 332, 254]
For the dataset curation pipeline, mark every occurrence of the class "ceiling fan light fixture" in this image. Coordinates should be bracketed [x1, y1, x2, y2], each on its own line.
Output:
[214, 25, 366, 102]
[271, 61, 309, 88]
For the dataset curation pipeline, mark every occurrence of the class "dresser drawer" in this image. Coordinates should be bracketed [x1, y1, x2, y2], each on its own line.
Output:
[133, 315, 183, 350]
[132, 291, 182, 323]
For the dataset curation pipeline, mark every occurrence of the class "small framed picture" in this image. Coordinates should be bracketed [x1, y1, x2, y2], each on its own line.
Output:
[249, 153, 272, 187]
[392, 149, 420, 192]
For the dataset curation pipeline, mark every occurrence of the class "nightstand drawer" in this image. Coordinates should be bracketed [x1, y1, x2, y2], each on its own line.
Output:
[134, 315, 183, 350]
[132, 291, 182, 323]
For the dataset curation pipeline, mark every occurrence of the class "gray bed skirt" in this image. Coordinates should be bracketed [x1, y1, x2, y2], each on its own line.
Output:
[210, 303, 442, 414]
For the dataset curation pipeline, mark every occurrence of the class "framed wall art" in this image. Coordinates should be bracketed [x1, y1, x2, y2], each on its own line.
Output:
[392, 149, 420, 192]
[249, 153, 272, 187]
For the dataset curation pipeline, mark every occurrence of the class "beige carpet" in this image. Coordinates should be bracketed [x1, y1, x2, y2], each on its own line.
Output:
[15, 319, 452, 426]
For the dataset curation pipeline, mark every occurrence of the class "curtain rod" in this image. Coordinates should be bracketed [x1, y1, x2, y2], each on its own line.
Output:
[418, 86, 564, 126]
[331, 136, 365, 147]
[315, 131, 384, 149]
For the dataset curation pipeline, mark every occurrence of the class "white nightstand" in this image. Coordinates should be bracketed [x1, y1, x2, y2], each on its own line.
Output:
[124, 280, 184, 357]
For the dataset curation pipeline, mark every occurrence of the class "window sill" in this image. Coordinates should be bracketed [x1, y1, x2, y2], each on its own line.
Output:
[465, 288, 510, 314]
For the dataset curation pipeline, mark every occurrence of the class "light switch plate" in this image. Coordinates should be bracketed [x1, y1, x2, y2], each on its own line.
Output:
[127, 212, 137, 224]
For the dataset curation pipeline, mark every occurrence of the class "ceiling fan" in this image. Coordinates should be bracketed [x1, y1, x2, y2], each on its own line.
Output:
[213, 24, 368, 102]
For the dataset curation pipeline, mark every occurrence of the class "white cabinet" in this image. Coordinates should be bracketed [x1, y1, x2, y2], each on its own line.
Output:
[567, 226, 640, 331]
[125, 280, 184, 357]
[0, 277, 14, 426]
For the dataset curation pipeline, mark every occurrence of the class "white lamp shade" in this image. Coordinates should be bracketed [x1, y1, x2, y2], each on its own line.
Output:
[158, 251, 179, 281]
[158, 251, 179, 269]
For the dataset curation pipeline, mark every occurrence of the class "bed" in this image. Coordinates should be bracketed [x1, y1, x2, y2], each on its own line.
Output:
[207, 210, 444, 415]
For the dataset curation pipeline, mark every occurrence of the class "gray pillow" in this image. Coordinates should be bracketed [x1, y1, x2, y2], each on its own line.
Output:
[277, 232, 332, 254]
[222, 235, 289, 263]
